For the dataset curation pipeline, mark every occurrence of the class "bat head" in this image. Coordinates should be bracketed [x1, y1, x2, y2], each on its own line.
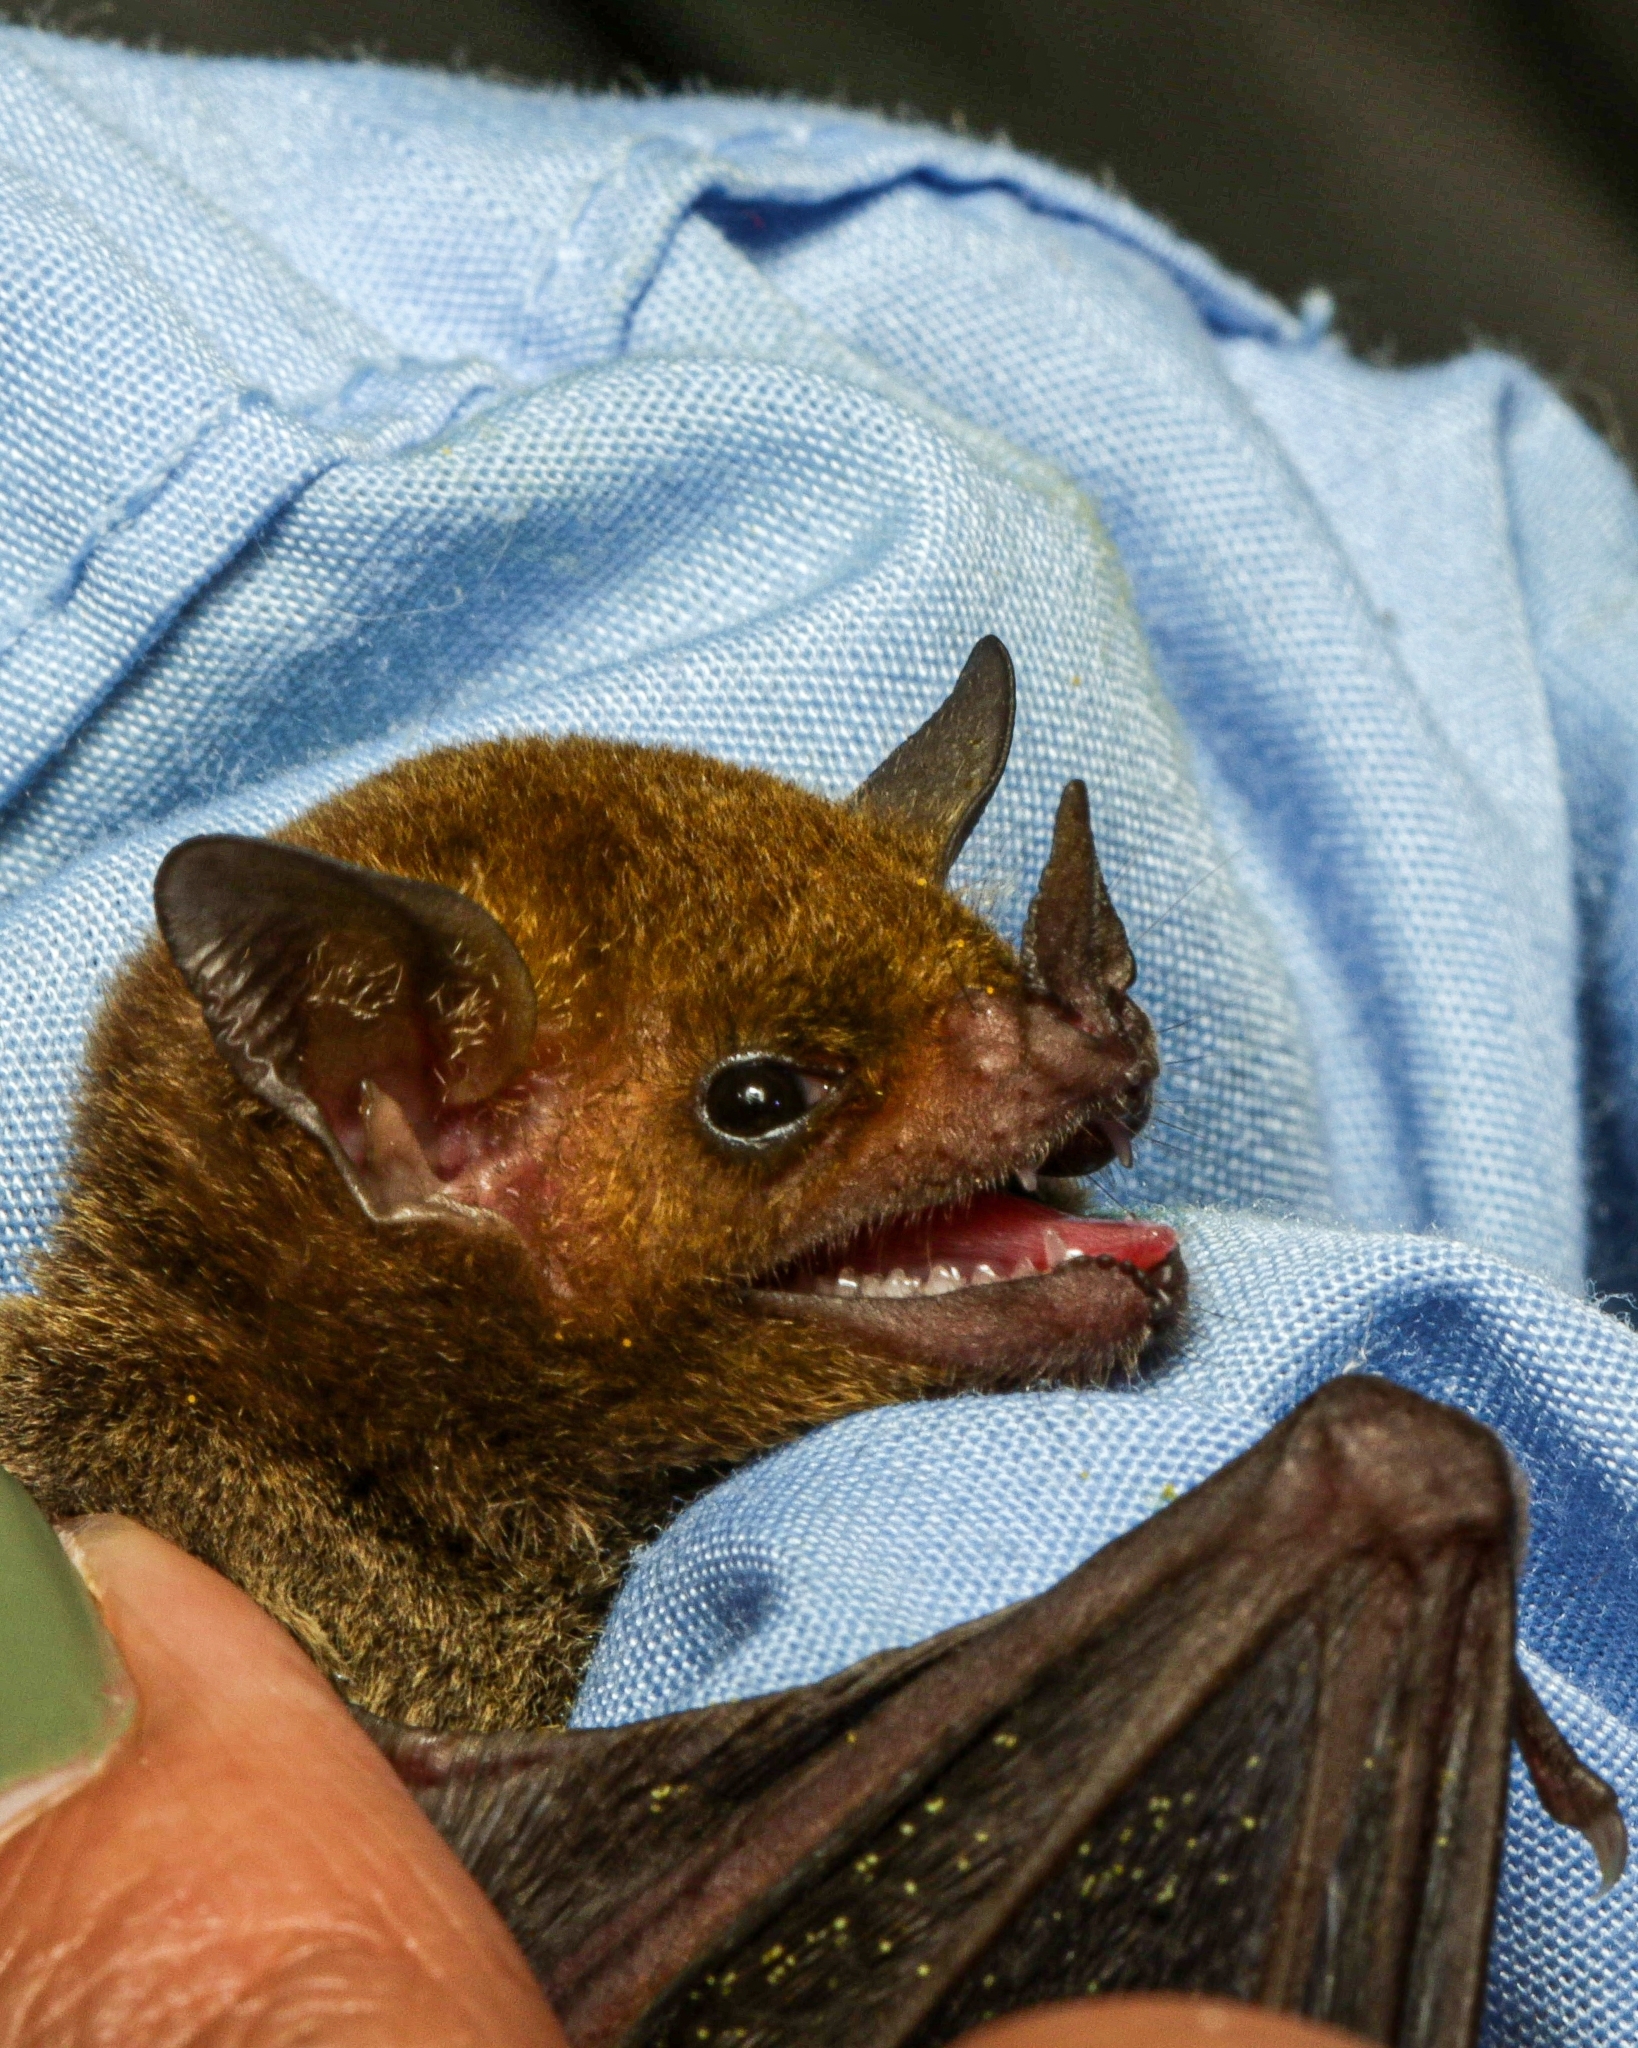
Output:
[154, 639, 1179, 1432]
[4, 638, 1182, 1724]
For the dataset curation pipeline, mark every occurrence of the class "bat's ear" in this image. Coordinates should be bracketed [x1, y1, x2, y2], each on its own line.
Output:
[1022, 778, 1136, 1013]
[848, 635, 1015, 882]
[155, 836, 537, 1224]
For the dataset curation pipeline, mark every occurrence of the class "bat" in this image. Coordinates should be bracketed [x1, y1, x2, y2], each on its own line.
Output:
[0, 637, 1181, 1731]
[370, 1373, 1625, 2048]
[0, 634, 1618, 2038]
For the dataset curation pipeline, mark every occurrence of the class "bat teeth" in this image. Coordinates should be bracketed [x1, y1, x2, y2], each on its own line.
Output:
[1103, 1118, 1136, 1171]
[814, 1262, 1000, 1300]
[808, 1249, 1087, 1297]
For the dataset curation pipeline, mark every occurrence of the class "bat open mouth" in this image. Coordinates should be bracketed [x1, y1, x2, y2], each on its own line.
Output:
[750, 1188, 1183, 1387]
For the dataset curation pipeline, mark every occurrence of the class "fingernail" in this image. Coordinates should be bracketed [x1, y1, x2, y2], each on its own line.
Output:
[0, 1469, 133, 1847]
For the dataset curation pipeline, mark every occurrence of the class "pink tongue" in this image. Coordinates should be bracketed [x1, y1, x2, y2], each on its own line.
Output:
[831, 1191, 1176, 1279]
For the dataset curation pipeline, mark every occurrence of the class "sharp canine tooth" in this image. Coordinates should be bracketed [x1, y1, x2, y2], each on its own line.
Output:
[972, 1263, 1000, 1286]
[1017, 1166, 1039, 1193]
[836, 1267, 861, 1297]
[1011, 1258, 1037, 1282]
[1043, 1228, 1069, 1269]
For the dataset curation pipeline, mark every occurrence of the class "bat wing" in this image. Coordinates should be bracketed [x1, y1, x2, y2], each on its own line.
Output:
[366, 1376, 1624, 2048]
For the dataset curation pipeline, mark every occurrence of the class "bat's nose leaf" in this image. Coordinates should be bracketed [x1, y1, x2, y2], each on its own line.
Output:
[848, 636, 1016, 883]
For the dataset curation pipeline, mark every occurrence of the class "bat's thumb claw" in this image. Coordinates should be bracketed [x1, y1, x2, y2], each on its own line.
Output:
[1588, 1806, 1628, 1895]
[1513, 1663, 1626, 1894]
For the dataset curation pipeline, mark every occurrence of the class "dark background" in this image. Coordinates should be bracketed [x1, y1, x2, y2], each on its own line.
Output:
[10, 0, 1638, 457]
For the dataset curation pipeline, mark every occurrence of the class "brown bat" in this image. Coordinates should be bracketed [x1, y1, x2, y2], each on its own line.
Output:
[0, 635, 1620, 2041]
[0, 637, 1180, 1732]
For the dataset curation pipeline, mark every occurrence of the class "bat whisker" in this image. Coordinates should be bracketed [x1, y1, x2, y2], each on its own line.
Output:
[1131, 852, 1241, 946]
[1101, 817, 1170, 897]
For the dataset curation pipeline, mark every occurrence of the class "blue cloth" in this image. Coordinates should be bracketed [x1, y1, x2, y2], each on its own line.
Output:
[0, 27, 1635, 2041]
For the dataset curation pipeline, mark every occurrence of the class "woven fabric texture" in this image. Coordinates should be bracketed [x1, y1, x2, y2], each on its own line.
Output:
[0, 27, 1635, 2041]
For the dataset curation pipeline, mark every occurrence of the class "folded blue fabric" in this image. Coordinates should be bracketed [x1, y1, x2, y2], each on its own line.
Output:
[1, 27, 1635, 2040]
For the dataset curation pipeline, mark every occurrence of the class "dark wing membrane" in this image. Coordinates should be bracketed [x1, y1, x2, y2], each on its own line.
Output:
[371, 1378, 1620, 2048]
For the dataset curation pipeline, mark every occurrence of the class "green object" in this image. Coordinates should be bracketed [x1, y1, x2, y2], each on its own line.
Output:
[0, 1470, 130, 1826]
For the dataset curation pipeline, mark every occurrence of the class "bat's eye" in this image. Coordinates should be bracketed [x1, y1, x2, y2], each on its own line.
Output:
[699, 1057, 830, 1145]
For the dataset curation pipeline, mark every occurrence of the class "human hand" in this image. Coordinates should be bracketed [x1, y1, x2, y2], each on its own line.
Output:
[0, 1472, 1361, 2048]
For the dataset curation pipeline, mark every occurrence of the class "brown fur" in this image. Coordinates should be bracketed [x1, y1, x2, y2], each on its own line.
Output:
[0, 737, 1160, 1730]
